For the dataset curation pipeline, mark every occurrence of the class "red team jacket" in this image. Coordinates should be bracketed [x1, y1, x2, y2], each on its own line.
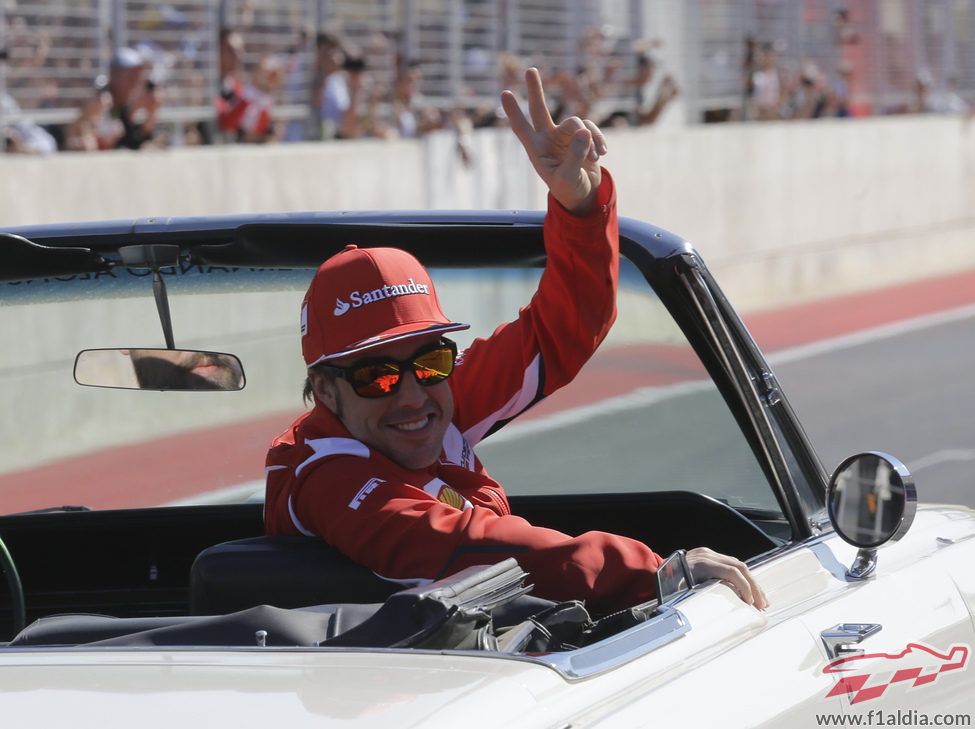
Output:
[265, 172, 665, 614]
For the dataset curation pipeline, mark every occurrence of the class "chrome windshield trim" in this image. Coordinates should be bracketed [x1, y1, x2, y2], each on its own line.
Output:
[523, 605, 690, 679]
[677, 260, 811, 540]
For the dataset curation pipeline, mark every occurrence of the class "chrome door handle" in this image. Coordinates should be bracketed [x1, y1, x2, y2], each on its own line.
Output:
[821, 623, 882, 660]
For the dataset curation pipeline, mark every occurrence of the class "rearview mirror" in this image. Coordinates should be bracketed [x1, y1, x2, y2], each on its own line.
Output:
[74, 349, 245, 391]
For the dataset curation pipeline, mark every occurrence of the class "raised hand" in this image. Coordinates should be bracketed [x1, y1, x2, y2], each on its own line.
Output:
[501, 67, 608, 216]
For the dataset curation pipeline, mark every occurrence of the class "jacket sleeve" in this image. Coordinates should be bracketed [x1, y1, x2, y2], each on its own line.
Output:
[291, 456, 663, 615]
[450, 170, 619, 445]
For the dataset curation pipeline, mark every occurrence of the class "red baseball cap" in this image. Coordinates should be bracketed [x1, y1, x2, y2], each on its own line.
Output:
[301, 245, 469, 366]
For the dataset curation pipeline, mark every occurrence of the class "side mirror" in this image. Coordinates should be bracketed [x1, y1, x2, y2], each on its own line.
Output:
[74, 349, 245, 392]
[826, 452, 916, 579]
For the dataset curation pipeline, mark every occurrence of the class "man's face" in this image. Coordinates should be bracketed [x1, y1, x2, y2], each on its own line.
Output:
[311, 335, 455, 470]
[317, 42, 343, 72]
[109, 65, 143, 103]
[127, 349, 244, 390]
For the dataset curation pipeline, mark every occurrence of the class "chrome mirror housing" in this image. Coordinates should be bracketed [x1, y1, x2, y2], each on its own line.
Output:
[826, 452, 917, 579]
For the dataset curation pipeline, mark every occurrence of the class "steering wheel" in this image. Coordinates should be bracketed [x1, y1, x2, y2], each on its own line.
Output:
[0, 534, 25, 638]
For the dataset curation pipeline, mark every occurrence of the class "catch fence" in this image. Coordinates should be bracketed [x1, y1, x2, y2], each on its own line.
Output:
[1, 0, 972, 144]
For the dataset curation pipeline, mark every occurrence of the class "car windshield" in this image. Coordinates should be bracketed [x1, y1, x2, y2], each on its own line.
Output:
[469, 261, 777, 514]
[0, 257, 780, 518]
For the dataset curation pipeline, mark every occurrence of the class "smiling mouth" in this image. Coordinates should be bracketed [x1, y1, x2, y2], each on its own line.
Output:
[390, 415, 432, 432]
[192, 364, 219, 375]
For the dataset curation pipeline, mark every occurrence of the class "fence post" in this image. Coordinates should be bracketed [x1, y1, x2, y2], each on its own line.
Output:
[448, 1, 463, 100]
[941, 0, 956, 83]
[402, 0, 417, 63]
[112, 0, 127, 51]
[316, 0, 331, 29]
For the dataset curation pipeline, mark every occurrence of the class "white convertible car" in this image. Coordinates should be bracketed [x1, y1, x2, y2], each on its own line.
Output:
[0, 210, 972, 727]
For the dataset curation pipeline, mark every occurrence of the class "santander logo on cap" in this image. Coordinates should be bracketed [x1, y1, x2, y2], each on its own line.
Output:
[332, 278, 431, 317]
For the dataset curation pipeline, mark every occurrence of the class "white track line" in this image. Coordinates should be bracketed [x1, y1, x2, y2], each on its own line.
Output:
[765, 302, 975, 365]
[908, 449, 975, 472]
[165, 480, 265, 506]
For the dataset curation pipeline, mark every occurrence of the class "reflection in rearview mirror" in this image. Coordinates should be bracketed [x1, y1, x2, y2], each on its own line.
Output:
[74, 349, 246, 392]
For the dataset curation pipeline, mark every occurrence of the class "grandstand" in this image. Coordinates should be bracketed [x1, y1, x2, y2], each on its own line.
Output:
[1, 0, 973, 149]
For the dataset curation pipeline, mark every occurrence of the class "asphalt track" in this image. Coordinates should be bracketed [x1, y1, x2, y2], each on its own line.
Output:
[770, 305, 975, 508]
[745, 268, 975, 508]
[3, 267, 975, 513]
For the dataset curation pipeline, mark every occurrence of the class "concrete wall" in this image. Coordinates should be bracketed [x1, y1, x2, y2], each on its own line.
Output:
[3, 114, 974, 312]
[604, 117, 975, 310]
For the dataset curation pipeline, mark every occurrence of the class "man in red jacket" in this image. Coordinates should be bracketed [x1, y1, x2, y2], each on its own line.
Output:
[265, 68, 768, 615]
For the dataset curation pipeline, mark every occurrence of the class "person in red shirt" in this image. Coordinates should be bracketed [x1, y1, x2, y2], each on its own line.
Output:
[265, 68, 768, 615]
[216, 28, 247, 137]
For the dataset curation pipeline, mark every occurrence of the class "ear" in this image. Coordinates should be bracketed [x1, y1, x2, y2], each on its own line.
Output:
[308, 370, 339, 412]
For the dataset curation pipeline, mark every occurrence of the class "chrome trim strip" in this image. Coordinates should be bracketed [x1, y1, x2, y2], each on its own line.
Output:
[525, 606, 690, 679]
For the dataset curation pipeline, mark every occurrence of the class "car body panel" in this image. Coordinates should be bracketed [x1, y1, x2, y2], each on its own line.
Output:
[0, 650, 570, 728]
[2, 509, 973, 727]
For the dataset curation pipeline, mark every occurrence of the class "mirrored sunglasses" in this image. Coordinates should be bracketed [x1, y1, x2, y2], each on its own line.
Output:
[322, 338, 458, 398]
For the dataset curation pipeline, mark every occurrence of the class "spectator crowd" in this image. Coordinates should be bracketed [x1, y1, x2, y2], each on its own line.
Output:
[739, 9, 972, 123]
[2, 19, 682, 155]
[1, 7, 971, 156]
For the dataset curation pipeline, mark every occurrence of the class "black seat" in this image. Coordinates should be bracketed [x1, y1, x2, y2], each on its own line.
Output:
[189, 535, 400, 615]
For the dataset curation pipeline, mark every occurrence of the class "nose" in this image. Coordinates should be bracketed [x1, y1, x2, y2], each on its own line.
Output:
[392, 369, 428, 407]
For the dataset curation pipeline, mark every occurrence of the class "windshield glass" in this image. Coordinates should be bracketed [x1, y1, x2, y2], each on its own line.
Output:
[0, 258, 779, 518]
[468, 261, 778, 514]
[0, 266, 312, 512]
